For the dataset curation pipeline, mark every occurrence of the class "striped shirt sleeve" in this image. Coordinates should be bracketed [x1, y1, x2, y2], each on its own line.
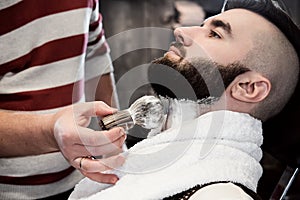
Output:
[0, 0, 98, 111]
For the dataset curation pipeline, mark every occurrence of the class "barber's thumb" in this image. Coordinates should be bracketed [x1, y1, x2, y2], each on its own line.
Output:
[95, 101, 118, 116]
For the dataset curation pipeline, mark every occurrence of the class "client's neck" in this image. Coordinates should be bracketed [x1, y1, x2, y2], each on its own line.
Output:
[196, 96, 222, 116]
[162, 96, 223, 129]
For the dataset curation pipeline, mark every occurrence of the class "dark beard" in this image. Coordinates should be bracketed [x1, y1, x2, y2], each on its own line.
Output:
[148, 56, 250, 101]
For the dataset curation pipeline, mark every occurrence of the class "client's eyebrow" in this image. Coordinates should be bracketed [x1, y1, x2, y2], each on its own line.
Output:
[211, 19, 232, 36]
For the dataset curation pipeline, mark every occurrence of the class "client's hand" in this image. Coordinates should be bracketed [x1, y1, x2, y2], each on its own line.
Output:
[52, 101, 126, 184]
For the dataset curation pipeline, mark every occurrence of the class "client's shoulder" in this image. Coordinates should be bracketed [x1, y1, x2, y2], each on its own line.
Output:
[189, 182, 253, 200]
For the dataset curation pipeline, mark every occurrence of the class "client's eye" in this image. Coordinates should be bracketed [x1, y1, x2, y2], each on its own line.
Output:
[209, 30, 221, 39]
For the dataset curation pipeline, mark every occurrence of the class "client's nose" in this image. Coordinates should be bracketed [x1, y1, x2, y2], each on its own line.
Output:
[174, 27, 194, 46]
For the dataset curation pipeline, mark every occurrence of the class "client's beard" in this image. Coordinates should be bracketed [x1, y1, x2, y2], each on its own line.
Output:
[148, 56, 250, 101]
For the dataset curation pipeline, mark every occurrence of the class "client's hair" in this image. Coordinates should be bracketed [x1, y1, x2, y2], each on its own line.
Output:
[224, 0, 300, 166]
[224, 0, 300, 120]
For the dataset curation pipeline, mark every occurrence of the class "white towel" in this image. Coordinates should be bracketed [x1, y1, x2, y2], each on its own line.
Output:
[69, 109, 263, 200]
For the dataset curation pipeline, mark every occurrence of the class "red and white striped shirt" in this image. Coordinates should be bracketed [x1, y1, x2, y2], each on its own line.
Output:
[0, 0, 113, 199]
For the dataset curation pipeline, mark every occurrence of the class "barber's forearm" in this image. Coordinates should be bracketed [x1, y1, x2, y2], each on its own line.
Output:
[86, 73, 119, 109]
[0, 111, 58, 157]
[96, 73, 119, 109]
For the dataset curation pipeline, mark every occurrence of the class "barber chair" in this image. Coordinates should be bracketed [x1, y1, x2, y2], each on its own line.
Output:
[260, 83, 300, 200]
[270, 165, 299, 200]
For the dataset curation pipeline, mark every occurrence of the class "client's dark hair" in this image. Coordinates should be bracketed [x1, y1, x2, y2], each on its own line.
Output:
[224, 0, 300, 167]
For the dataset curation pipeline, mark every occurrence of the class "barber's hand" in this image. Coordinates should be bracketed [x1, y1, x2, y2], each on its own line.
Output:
[52, 101, 126, 184]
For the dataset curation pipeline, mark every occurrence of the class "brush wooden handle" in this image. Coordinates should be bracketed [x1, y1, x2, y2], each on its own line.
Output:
[99, 110, 133, 130]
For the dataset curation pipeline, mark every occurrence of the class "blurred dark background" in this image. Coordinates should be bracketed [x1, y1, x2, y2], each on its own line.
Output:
[100, 1, 300, 199]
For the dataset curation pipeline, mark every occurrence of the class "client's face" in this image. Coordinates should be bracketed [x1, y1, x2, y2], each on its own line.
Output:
[148, 9, 262, 100]
[148, 43, 250, 100]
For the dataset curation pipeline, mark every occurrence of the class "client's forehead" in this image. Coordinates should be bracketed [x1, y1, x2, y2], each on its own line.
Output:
[206, 9, 278, 37]
[198, 9, 280, 65]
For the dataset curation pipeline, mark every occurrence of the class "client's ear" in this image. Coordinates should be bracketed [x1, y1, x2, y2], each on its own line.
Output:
[230, 71, 271, 103]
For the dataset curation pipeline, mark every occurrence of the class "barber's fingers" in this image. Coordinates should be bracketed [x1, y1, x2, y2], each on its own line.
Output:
[76, 126, 125, 146]
[73, 101, 117, 117]
[67, 137, 125, 161]
[74, 155, 125, 173]
[61, 127, 125, 163]
[75, 134, 126, 156]
[88, 137, 125, 156]
[81, 171, 119, 184]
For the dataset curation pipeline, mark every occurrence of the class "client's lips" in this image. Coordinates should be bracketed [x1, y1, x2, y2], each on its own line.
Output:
[168, 45, 182, 57]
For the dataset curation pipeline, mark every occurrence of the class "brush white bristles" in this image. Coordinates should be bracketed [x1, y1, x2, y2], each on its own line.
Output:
[99, 96, 165, 131]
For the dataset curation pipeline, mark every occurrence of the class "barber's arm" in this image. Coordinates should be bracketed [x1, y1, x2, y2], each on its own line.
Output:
[85, 2, 120, 109]
[0, 101, 125, 184]
[85, 72, 119, 108]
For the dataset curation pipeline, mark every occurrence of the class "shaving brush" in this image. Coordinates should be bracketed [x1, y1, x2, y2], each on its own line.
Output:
[99, 95, 166, 131]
